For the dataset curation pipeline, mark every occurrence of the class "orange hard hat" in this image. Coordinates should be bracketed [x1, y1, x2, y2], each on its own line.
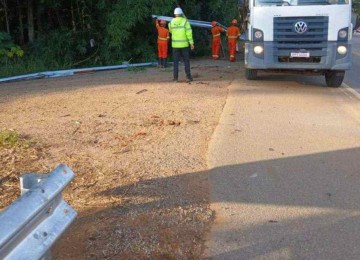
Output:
[211, 21, 217, 27]
[231, 19, 238, 24]
[160, 20, 167, 25]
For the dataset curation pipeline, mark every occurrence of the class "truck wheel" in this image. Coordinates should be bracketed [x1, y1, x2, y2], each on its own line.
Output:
[325, 71, 345, 88]
[245, 69, 258, 80]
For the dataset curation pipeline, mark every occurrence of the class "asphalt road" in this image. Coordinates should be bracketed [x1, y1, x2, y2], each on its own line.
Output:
[205, 69, 360, 259]
[345, 34, 360, 92]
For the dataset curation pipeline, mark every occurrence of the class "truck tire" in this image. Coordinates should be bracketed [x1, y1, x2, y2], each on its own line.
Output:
[325, 71, 345, 88]
[245, 69, 258, 80]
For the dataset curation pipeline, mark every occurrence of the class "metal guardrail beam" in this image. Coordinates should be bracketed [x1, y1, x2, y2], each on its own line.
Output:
[0, 62, 157, 84]
[152, 15, 228, 31]
[0, 165, 77, 260]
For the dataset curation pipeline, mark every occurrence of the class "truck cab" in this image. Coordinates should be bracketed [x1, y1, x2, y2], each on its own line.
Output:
[241, 0, 352, 87]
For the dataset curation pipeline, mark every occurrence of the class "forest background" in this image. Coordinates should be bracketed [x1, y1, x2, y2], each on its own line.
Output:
[0, 0, 359, 77]
[0, 0, 239, 77]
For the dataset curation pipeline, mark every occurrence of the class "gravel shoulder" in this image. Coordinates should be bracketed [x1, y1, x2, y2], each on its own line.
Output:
[0, 59, 236, 258]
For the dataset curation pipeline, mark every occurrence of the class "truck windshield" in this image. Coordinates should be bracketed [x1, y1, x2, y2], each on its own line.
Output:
[255, 0, 349, 6]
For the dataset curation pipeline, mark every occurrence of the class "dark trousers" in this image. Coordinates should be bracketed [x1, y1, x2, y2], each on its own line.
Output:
[173, 47, 191, 79]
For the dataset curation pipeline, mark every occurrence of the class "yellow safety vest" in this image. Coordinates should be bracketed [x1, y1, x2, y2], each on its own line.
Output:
[169, 17, 194, 48]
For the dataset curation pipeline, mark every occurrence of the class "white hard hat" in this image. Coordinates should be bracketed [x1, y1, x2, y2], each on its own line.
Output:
[174, 7, 183, 15]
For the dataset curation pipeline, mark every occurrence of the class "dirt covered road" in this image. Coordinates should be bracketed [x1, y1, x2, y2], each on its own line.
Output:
[0, 59, 236, 258]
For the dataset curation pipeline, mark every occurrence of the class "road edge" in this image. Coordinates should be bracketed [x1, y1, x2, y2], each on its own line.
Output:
[202, 73, 241, 258]
[342, 83, 360, 100]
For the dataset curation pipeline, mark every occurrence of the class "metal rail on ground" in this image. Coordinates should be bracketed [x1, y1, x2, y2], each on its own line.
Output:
[152, 15, 228, 31]
[0, 62, 157, 84]
[0, 165, 77, 260]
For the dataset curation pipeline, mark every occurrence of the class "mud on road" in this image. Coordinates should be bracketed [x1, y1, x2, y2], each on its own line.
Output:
[0, 59, 237, 259]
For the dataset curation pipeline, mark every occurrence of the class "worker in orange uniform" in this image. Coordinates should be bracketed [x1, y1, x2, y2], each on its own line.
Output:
[227, 19, 241, 62]
[155, 19, 170, 68]
[211, 21, 224, 60]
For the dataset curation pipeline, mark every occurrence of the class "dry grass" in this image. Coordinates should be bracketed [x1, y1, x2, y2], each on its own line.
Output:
[0, 59, 237, 259]
[0, 130, 49, 209]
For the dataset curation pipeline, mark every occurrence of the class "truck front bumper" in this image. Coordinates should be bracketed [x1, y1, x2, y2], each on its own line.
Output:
[245, 42, 352, 71]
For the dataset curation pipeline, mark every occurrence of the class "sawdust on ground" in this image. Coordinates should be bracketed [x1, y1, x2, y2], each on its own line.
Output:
[0, 59, 238, 259]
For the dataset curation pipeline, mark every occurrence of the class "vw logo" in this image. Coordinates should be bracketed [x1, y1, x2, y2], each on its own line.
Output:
[294, 21, 308, 34]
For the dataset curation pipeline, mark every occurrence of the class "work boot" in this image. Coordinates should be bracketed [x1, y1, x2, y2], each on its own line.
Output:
[160, 58, 164, 68]
[186, 77, 193, 83]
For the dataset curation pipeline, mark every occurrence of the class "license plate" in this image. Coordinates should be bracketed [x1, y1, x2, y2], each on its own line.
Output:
[290, 52, 310, 58]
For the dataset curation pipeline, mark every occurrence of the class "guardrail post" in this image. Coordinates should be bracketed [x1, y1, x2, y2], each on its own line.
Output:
[0, 165, 77, 260]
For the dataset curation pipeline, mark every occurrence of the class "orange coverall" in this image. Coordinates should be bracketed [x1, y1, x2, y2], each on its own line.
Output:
[227, 25, 240, 61]
[211, 26, 224, 59]
[156, 20, 169, 59]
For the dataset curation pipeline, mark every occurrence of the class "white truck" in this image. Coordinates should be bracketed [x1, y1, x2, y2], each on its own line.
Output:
[240, 0, 352, 87]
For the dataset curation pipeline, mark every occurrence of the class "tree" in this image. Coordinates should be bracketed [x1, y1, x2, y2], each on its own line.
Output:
[0, 32, 24, 63]
[0, 0, 241, 77]
[17, 0, 25, 45]
[353, 0, 360, 14]
[1, 0, 10, 33]
[27, 0, 34, 42]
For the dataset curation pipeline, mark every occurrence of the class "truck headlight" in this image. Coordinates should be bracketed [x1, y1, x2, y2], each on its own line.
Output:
[254, 46, 264, 54]
[337, 46, 347, 55]
[338, 30, 347, 39]
[254, 31, 263, 39]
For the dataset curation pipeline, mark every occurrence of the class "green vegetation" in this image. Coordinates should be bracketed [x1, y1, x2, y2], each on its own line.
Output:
[0, 0, 239, 78]
[0, 130, 22, 148]
[354, 0, 360, 26]
[354, 0, 360, 14]
[0, 130, 33, 150]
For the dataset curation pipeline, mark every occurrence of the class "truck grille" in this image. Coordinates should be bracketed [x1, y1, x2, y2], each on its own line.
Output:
[273, 16, 328, 63]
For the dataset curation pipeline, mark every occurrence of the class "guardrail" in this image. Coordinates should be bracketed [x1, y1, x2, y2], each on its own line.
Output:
[151, 15, 228, 31]
[0, 165, 77, 260]
[0, 62, 157, 84]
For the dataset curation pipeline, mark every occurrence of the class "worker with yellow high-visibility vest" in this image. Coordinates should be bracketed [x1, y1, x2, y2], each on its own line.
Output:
[227, 19, 241, 62]
[169, 7, 194, 83]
